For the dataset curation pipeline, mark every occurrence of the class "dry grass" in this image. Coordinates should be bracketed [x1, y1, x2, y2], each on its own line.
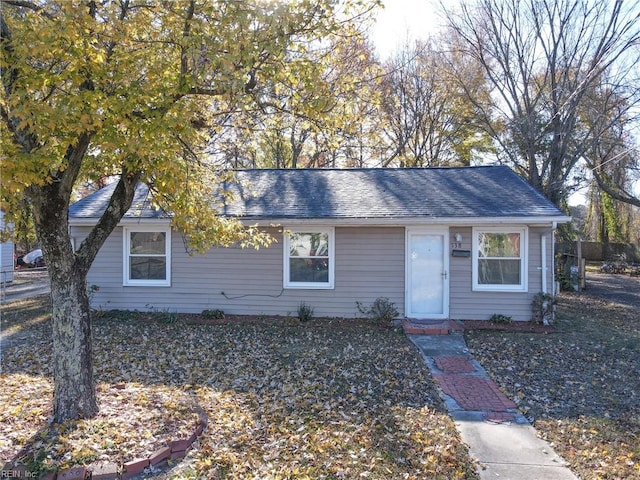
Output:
[1, 296, 478, 479]
[9, 270, 635, 479]
[466, 275, 640, 480]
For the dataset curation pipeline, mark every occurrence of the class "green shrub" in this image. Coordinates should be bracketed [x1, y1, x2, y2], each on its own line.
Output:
[162, 308, 180, 324]
[202, 309, 225, 319]
[356, 297, 399, 326]
[489, 313, 512, 324]
[531, 292, 556, 325]
[297, 302, 314, 322]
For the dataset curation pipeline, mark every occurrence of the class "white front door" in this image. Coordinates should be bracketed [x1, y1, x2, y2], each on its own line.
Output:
[406, 228, 449, 319]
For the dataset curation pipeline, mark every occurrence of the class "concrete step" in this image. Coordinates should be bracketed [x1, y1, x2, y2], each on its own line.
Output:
[402, 318, 464, 335]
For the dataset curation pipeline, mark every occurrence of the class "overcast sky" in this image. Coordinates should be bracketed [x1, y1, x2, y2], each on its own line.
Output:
[370, 0, 450, 59]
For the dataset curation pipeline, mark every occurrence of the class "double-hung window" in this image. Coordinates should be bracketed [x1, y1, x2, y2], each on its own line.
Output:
[284, 228, 334, 289]
[123, 227, 171, 286]
[472, 227, 527, 292]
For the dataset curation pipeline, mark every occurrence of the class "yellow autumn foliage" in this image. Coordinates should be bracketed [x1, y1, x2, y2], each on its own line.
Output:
[1, 0, 377, 252]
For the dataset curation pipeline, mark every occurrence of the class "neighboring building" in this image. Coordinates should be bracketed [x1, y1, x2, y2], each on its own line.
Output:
[0, 211, 14, 283]
[69, 166, 570, 321]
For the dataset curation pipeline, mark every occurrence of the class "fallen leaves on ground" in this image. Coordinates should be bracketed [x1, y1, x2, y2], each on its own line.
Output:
[466, 274, 640, 480]
[1, 299, 478, 479]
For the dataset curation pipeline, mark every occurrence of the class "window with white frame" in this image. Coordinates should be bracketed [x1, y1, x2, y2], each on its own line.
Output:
[284, 228, 334, 289]
[123, 227, 171, 286]
[472, 227, 527, 291]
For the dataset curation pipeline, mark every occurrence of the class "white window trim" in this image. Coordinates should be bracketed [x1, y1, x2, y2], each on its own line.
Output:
[283, 227, 335, 289]
[472, 226, 528, 292]
[123, 226, 171, 287]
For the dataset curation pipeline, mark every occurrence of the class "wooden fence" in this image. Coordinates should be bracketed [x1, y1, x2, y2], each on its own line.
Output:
[555, 241, 640, 263]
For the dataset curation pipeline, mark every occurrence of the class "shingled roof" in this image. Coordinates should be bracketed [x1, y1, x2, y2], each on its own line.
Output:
[69, 181, 166, 219]
[69, 166, 569, 223]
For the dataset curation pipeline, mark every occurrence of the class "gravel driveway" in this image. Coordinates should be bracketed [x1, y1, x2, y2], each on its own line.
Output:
[1, 269, 50, 303]
[584, 270, 640, 310]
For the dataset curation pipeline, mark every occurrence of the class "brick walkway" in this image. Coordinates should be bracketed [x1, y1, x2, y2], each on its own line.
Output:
[432, 374, 517, 415]
[418, 348, 520, 423]
[433, 355, 476, 373]
[408, 333, 579, 479]
[431, 355, 517, 420]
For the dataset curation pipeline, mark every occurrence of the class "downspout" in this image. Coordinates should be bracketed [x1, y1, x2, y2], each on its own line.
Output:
[541, 234, 548, 295]
[551, 221, 557, 294]
[540, 223, 557, 325]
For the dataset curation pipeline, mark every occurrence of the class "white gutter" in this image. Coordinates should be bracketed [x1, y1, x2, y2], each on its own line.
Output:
[70, 215, 572, 229]
[69, 217, 172, 227]
[234, 215, 572, 228]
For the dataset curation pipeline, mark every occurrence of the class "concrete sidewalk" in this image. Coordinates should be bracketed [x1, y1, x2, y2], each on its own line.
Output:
[409, 333, 579, 480]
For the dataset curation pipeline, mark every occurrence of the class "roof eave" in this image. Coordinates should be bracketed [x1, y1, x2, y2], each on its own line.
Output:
[237, 215, 572, 227]
[69, 217, 171, 227]
[69, 214, 571, 228]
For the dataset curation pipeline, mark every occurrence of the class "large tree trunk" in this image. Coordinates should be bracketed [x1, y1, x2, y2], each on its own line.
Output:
[50, 266, 98, 420]
[28, 173, 139, 422]
[30, 178, 99, 421]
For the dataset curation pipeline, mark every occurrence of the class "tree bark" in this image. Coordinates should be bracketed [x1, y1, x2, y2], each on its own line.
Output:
[591, 169, 640, 208]
[49, 264, 98, 420]
[29, 181, 99, 421]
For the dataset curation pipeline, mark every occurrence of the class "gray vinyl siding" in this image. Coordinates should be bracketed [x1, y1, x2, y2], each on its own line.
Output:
[448, 226, 554, 322]
[0, 242, 13, 282]
[73, 223, 556, 321]
[75, 225, 406, 318]
[0, 212, 14, 283]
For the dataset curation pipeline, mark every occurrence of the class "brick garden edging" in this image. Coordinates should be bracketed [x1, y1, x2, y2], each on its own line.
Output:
[5, 406, 208, 480]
